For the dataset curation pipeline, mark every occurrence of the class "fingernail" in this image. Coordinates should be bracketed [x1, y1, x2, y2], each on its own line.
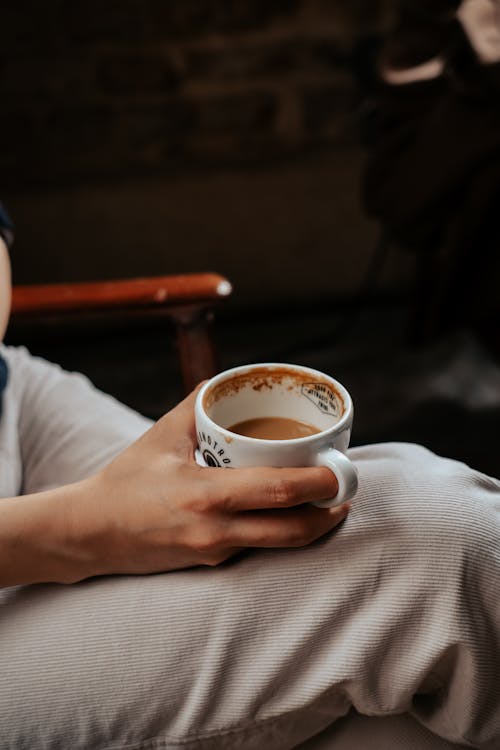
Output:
[330, 502, 350, 516]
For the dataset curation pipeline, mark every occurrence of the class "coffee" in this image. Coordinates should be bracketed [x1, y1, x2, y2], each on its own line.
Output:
[228, 416, 320, 440]
[196, 363, 358, 505]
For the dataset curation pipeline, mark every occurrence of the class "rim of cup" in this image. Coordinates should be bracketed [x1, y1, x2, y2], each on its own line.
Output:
[196, 362, 353, 445]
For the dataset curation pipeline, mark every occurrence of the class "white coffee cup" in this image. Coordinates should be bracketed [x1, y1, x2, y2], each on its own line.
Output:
[194, 363, 358, 507]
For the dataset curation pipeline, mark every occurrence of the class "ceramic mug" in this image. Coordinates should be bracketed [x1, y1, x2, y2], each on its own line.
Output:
[194, 363, 358, 507]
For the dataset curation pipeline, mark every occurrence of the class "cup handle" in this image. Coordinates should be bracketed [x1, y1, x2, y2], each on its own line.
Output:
[313, 448, 358, 508]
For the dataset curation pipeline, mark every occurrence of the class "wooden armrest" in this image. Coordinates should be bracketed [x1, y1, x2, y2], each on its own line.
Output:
[11, 272, 233, 394]
[11, 273, 233, 316]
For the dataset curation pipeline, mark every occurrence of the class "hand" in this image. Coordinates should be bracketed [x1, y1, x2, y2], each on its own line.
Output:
[78, 388, 350, 579]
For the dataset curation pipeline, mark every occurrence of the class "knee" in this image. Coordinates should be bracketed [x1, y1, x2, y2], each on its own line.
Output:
[353, 442, 500, 571]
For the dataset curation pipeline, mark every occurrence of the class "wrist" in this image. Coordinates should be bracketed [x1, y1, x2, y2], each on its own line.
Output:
[0, 479, 106, 587]
[55, 475, 113, 582]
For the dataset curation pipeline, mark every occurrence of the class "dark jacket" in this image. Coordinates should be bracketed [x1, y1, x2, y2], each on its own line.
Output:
[0, 202, 14, 249]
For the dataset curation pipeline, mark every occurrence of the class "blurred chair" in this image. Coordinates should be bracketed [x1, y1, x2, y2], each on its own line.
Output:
[10, 272, 232, 394]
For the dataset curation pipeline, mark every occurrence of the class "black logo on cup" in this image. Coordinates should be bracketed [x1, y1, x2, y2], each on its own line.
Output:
[301, 383, 341, 417]
[203, 449, 221, 467]
[197, 430, 232, 466]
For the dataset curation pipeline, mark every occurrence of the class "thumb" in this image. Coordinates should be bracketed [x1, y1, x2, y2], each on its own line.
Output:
[154, 381, 206, 455]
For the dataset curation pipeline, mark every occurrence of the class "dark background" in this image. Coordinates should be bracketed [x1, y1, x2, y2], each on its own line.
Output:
[2, 0, 499, 477]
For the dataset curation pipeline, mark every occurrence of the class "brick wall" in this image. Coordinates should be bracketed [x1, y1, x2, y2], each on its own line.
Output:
[1, 0, 410, 307]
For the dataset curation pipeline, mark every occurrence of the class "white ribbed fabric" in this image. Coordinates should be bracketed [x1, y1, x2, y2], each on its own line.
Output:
[0, 346, 499, 750]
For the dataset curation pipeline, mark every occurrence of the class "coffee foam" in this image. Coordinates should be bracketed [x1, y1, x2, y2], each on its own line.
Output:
[203, 366, 345, 416]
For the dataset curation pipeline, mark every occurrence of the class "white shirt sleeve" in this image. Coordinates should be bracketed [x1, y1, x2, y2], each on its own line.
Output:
[1, 345, 152, 494]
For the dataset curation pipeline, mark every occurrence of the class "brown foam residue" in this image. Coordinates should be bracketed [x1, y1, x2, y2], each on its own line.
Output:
[203, 366, 345, 414]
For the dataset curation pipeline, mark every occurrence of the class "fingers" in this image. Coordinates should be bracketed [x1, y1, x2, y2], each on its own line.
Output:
[220, 502, 351, 550]
[202, 465, 339, 511]
[183, 464, 347, 560]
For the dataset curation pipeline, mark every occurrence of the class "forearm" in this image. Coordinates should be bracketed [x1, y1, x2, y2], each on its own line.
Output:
[0, 387, 351, 588]
[0, 480, 102, 587]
